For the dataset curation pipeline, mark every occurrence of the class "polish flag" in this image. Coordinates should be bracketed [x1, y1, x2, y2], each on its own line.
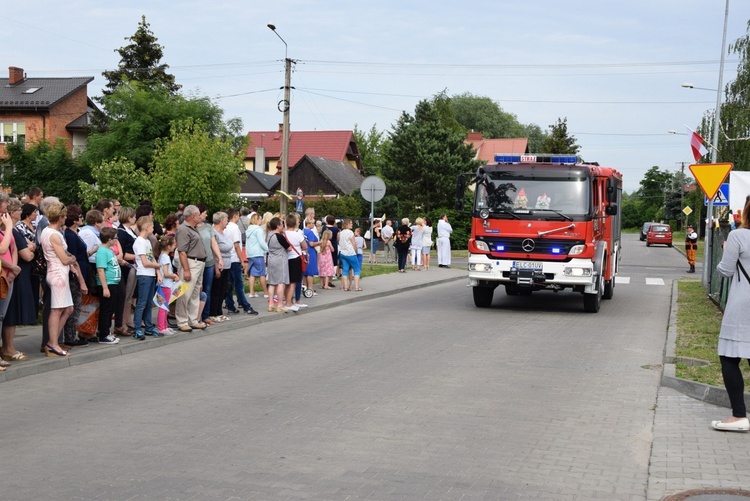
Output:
[687, 127, 708, 161]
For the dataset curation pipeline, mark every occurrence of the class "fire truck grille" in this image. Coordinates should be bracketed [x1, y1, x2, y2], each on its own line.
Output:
[481, 238, 585, 256]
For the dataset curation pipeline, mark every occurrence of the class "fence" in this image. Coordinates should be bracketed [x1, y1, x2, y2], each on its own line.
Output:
[707, 224, 732, 311]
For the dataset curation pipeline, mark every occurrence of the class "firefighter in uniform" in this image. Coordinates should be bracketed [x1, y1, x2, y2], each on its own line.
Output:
[685, 223, 698, 273]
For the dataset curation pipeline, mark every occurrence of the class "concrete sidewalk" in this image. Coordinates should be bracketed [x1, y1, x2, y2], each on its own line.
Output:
[0, 265, 466, 383]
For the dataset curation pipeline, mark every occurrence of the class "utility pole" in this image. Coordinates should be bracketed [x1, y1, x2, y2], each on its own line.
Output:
[702, 0, 729, 289]
[676, 161, 687, 230]
[280, 56, 292, 215]
[268, 23, 294, 215]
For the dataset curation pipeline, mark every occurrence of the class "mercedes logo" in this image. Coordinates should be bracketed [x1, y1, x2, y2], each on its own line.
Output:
[521, 239, 535, 252]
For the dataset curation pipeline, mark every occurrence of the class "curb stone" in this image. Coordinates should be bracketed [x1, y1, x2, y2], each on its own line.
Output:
[661, 280, 750, 410]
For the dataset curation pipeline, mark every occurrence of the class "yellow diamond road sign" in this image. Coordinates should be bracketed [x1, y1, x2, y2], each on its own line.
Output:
[689, 163, 733, 200]
[683, 206, 693, 216]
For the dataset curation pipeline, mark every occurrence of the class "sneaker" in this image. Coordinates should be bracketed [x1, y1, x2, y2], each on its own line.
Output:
[245, 308, 259, 315]
[288, 304, 299, 312]
[248, 293, 259, 298]
[99, 335, 120, 345]
[133, 330, 145, 341]
[67, 338, 89, 347]
[158, 329, 175, 336]
[295, 303, 308, 308]
[145, 329, 162, 337]
[226, 307, 240, 314]
[273, 295, 279, 304]
[263, 294, 270, 299]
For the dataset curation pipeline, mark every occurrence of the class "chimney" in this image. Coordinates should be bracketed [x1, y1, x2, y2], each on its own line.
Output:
[8, 66, 25, 85]
[467, 131, 483, 142]
[255, 147, 266, 173]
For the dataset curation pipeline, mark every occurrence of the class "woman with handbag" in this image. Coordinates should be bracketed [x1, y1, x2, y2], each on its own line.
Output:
[284, 214, 308, 311]
[712, 196, 750, 431]
[266, 217, 290, 313]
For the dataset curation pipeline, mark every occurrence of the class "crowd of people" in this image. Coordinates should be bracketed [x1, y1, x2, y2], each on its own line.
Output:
[0, 190, 455, 370]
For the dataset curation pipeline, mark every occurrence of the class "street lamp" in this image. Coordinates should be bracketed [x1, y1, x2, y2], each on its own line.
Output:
[667, 130, 686, 135]
[681, 82, 719, 92]
[680, 0, 729, 288]
[267, 23, 293, 214]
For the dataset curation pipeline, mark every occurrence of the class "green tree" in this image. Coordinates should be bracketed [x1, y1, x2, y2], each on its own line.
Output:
[83, 83, 226, 171]
[382, 98, 480, 214]
[699, 20, 750, 171]
[101, 15, 180, 98]
[78, 158, 152, 210]
[541, 117, 580, 154]
[353, 123, 388, 171]
[451, 92, 527, 138]
[4, 139, 90, 203]
[150, 119, 245, 219]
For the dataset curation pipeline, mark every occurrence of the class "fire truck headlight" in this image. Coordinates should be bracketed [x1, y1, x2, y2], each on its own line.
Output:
[568, 244, 585, 256]
[469, 263, 492, 272]
[563, 267, 592, 277]
[475, 240, 489, 252]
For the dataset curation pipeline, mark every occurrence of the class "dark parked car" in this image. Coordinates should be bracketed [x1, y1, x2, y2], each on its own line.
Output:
[640, 222, 656, 241]
[646, 224, 672, 247]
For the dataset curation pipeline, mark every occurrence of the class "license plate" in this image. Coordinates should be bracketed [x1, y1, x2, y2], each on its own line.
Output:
[513, 261, 543, 270]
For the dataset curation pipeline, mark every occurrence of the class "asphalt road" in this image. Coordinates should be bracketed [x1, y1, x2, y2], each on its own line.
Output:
[1, 233, 688, 500]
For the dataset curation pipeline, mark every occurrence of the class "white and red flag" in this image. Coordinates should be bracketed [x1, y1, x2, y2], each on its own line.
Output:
[687, 126, 708, 161]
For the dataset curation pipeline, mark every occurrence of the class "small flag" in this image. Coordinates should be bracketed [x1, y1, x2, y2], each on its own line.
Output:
[687, 126, 708, 161]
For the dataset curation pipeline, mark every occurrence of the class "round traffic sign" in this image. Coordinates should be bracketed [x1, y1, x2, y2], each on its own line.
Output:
[360, 176, 386, 202]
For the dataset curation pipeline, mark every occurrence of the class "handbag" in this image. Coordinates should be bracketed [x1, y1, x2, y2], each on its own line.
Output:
[31, 243, 47, 277]
[292, 245, 307, 273]
[0, 274, 8, 299]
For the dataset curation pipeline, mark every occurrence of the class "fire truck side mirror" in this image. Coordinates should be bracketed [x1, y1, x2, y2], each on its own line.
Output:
[605, 203, 618, 216]
[455, 174, 466, 211]
[606, 180, 618, 202]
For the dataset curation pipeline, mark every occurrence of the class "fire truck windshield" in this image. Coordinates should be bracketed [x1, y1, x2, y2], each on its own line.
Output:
[475, 177, 589, 217]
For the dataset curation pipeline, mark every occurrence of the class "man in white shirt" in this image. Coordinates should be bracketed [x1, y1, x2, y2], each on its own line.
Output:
[224, 208, 256, 314]
[79, 210, 106, 264]
[437, 214, 453, 268]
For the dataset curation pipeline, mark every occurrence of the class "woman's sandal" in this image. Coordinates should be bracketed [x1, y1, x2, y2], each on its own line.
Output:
[44, 344, 69, 358]
[355, 288, 363, 292]
[343, 288, 350, 291]
[1, 352, 28, 362]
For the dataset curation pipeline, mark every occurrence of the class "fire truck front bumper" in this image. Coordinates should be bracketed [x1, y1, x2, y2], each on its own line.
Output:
[467, 254, 595, 288]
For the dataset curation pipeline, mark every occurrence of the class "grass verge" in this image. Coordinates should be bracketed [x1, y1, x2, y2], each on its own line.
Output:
[675, 280, 750, 387]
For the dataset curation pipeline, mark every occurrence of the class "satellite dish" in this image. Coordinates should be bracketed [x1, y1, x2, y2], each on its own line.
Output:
[360, 176, 386, 202]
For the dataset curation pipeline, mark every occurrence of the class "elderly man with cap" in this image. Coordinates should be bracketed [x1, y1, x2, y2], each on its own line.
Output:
[685, 223, 699, 273]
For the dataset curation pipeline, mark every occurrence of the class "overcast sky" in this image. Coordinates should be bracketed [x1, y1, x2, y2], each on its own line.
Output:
[3, 0, 749, 193]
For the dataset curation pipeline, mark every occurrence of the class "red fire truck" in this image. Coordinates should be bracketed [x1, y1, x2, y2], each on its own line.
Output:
[456, 154, 622, 312]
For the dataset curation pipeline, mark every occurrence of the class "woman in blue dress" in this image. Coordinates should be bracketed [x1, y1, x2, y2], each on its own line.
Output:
[302, 218, 319, 295]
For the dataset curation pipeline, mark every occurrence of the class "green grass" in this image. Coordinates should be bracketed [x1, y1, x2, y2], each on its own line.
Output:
[675, 280, 750, 387]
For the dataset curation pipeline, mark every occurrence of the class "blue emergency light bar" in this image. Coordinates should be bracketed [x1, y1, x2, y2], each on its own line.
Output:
[494, 154, 579, 165]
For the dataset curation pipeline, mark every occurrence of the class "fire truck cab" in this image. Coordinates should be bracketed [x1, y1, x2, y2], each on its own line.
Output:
[456, 154, 622, 313]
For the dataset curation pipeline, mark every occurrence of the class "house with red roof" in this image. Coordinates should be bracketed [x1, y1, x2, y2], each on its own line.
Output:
[465, 131, 528, 164]
[0, 66, 96, 159]
[244, 126, 364, 175]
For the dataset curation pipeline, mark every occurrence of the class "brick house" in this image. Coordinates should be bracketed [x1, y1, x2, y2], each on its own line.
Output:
[0, 66, 95, 159]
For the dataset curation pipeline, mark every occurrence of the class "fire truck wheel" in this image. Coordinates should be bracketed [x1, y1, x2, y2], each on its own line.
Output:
[473, 286, 494, 308]
[583, 275, 602, 313]
[603, 279, 614, 300]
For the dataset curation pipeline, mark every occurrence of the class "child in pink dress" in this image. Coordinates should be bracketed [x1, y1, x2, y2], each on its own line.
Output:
[317, 229, 335, 290]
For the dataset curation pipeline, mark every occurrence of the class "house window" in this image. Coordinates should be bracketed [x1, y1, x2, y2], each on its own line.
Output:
[0, 123, 25, 145]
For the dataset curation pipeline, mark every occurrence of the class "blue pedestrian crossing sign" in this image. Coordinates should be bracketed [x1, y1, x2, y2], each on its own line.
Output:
[704, 183, 729, 206]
